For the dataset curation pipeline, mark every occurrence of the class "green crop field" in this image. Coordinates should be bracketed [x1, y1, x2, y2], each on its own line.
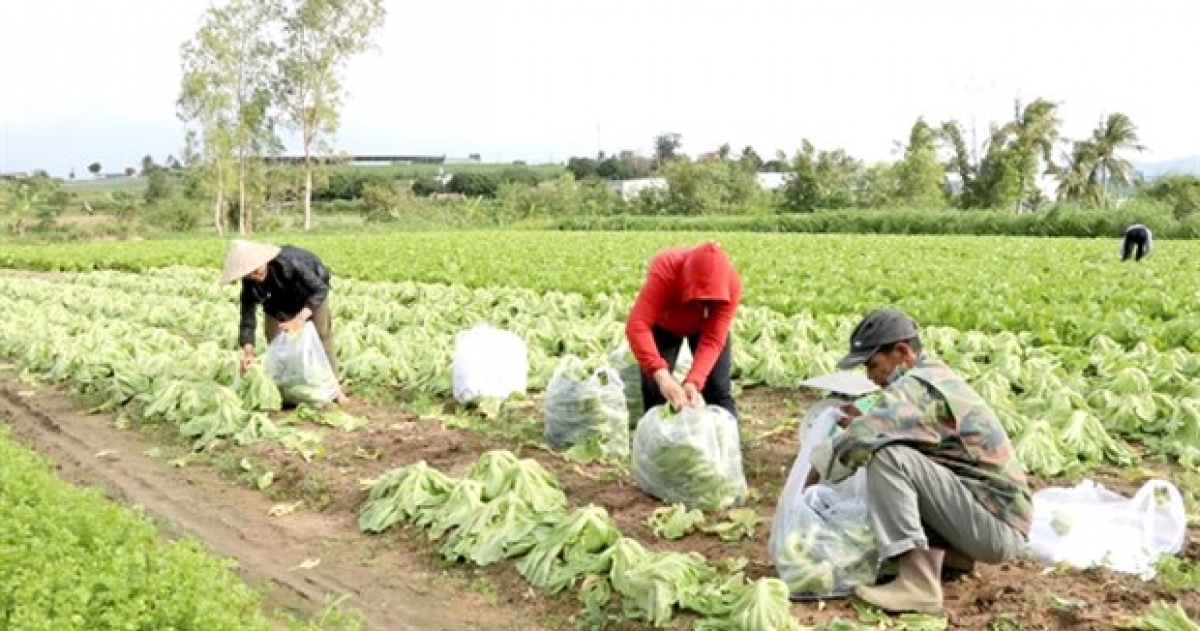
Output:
[0, 229, 1195, 629]
[0, 426, 345, 630]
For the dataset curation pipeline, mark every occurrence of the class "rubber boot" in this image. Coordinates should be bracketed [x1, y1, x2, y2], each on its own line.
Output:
[878, 547, 973, 582]
[854, 549, 944, 614]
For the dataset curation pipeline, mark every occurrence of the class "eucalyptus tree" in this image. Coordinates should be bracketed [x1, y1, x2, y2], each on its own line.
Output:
[276, 0, 387, 230]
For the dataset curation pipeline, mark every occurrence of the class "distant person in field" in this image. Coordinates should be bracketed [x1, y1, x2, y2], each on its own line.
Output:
[810, 307, 1031, 614]
[1121, 223, 1153, 261]
[624, 241, 742, 421]
[219, 239, 345, 402]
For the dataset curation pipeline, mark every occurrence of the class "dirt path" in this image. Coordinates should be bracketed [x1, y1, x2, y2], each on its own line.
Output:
[0, 374, 534, 631]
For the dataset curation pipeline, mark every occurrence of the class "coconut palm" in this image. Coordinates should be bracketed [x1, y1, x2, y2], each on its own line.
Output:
[1006, 98, 1061, 213]
[1090, 112, 1146, 208]
[1056, 139, 1101, 206]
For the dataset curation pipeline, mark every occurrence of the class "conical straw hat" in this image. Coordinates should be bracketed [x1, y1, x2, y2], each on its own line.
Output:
[218, 239, 282, 285]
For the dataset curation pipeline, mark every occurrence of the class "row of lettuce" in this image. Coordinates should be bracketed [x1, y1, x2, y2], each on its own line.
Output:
[9, 268, 1199, 478]
[0, 231, 1197, 353]
[0, 427, 344, 629]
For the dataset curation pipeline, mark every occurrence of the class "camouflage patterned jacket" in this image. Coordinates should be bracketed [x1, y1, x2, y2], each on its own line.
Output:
[826, 356, 1033, 537]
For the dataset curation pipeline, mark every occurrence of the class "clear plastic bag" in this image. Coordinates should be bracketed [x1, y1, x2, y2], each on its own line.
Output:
[1028, 478, 1187, 580]
[674, 343, 693, 382]
[631, 403, 747, 512]
[263, 321, 339, 406]
[609, 342, 644, 428]
[542, 355, 630, 456]
[768, 403, 881, 599]
[450, 324, 529, 405]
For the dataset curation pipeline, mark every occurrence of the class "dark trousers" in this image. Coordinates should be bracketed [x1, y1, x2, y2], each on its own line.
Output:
[640, 325, 738, 421]
[1122, 234, 1148, 261]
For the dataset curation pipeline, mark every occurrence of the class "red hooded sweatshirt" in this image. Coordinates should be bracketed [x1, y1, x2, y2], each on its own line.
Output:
[625, 242, 742, 389]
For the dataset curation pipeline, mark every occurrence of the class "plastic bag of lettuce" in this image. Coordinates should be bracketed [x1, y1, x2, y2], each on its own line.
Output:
[768, 404, 880, 599]
[608, 342, 644, 429]
[609, 341, 692, 430]
[631, 403, 747, 512]
[543, 355, 630, 457]
[263, 322, 339, 406]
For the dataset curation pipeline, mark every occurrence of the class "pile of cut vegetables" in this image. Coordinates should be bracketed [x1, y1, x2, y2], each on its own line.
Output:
[359, 450, 799, 630]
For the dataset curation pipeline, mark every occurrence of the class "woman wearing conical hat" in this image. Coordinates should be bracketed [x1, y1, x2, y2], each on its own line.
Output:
[219, 239, 345, 403]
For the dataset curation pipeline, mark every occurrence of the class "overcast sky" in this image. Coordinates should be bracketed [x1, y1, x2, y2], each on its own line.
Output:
[1, 0, 1197, 176]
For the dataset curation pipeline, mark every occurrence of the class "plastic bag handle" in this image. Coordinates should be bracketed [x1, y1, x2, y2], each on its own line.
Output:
[1127, 479, 1188, 553]
[592, 366, 624, 387]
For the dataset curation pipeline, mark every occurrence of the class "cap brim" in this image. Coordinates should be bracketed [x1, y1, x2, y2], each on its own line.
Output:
[836, 347, 878, 370]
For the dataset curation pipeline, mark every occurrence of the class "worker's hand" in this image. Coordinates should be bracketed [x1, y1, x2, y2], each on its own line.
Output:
[682, 382, 705, 409]
[654, 369, 689, 410]
[837, 402, 862, 427]
[239, 348, 256, 375]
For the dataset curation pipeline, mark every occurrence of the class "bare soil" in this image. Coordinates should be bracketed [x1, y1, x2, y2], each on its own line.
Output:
[1, 371, 1197, 630]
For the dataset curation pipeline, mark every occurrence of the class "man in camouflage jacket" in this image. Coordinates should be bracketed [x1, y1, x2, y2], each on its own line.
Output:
[814, 307, 1032, 614]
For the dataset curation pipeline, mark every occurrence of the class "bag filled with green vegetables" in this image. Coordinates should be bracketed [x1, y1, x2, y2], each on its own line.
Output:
[263, 321, 339, 406]
[768, 403, 880, 600]
[543, 355, 630, 457]
[631, 403, 747, 512]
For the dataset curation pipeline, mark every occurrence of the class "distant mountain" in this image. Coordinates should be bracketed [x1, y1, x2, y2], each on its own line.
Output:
[1133, 155, 1200, 179]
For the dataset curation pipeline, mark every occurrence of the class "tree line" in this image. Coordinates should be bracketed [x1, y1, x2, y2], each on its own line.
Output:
[550, 99, 1148, 214]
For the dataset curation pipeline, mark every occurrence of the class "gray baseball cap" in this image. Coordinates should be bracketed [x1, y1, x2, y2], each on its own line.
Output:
[836, 308, 920, 370]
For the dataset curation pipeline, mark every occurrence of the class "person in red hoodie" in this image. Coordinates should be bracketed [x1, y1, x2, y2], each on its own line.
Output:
[625, 241, 743, 421]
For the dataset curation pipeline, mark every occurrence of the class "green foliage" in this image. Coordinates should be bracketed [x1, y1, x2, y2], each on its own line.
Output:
[360, 181, 400, 222]
[0, 427, 283, 629]
[661, 159, 762, 215]
[555, 202, 1182, 238]
[313, 170, 391, 202]
[3, 175, 67, 235]
[1140, 175, 1200, 219]
[144, 169, 175, 204]
[567, 154, 655, 181]
[1057, 113, 1146, 209]
[448, 172, 501, 198]
[654, 132, 683, 165]
[893, 119, 947, 209]
[780, 140, 862, 212]
[410, 175, 447, 197]
[144, 198, 206, 232]
[276, 0, 388, 229]
[495, 172, 623, 220]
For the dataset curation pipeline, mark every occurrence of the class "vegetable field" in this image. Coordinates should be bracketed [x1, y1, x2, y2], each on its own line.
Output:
[0, 424, 346, 630]
[0, 230, 1198, 630]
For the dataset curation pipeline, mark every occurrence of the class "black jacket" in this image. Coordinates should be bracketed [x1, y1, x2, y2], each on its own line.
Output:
[1124, 224, 1151, 242]
[238, 245, 331, 347]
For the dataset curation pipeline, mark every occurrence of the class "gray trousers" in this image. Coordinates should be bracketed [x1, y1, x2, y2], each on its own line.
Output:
[866, 445, 1025, 563]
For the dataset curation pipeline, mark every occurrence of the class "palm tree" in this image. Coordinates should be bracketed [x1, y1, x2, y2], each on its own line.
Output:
[1006, 98, 1061, 213]
[1090, 112, 1146, 208]
[1056, 139, 1101, 206]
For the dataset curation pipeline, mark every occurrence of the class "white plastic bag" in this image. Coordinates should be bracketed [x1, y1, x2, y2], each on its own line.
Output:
[631, 404, 747, 512]
[609, 342, 644, 428]
[1027, 478, 1187, 580]
[263, 321, 339, 406]
[768, 403, 881, 599]
[542, 355, 630, 456]
[450, 324, 529, 405]
[674, 343, 693, 382]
